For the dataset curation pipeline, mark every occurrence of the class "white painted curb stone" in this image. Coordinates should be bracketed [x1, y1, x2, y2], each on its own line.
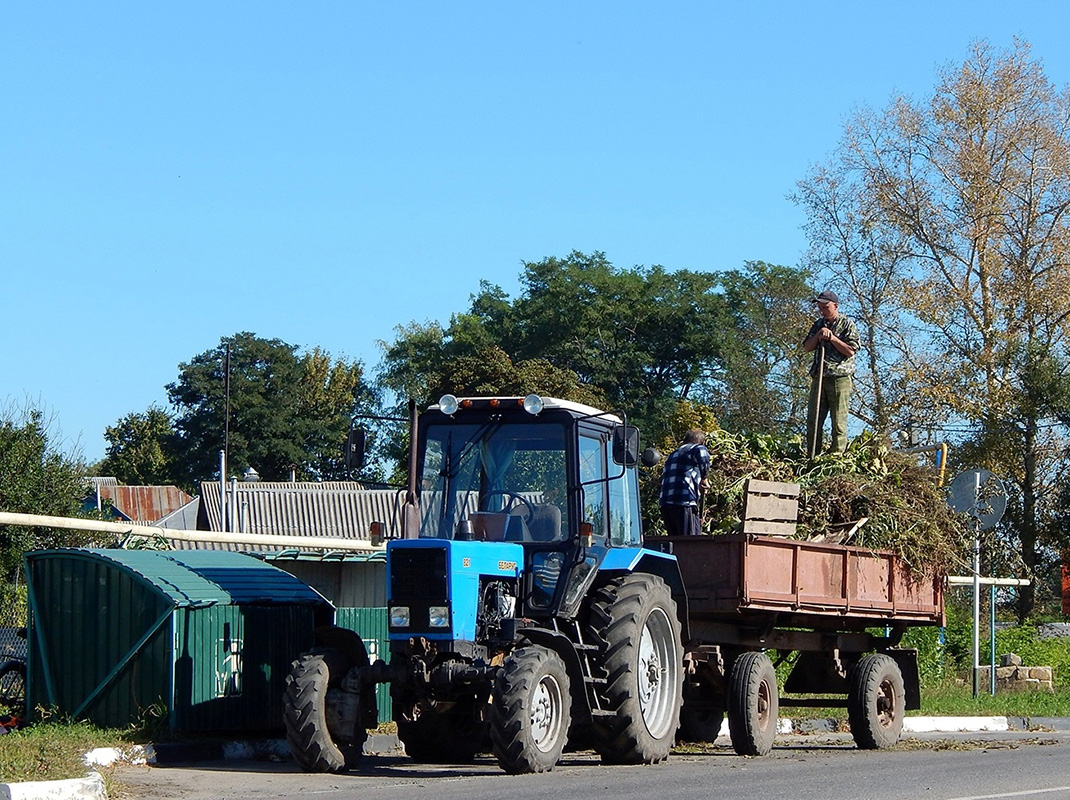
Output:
[0, 771, 105, 800]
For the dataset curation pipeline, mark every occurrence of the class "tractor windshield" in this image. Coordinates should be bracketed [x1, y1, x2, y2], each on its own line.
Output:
[418, 421, 569, 542]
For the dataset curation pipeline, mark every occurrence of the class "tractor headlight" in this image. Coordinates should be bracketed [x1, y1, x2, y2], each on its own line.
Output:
[428, 605, 450, 628]
[390, 606, 411, 628]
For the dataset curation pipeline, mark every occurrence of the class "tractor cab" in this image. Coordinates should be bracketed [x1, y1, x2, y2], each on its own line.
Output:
[407, 394, 646, 618]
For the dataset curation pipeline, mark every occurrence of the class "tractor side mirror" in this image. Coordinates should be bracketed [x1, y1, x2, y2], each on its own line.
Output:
[345, 428, 367, 472]
[611, 425, 641, 466]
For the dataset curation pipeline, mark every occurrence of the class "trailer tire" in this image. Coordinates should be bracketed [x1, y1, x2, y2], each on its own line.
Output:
[727, 651, 778, 756]
[848, 654, 905, 750]
[284, 648, 365, 773]
[0, 660, 26, 717]
[489, 645, 571, 773]
[397, 700, 486, 764]
[678, 680, 724, 743]
[587, 573, 683, 764]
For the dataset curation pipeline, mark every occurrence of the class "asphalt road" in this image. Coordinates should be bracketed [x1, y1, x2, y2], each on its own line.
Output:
[109, 732, 1070, 800]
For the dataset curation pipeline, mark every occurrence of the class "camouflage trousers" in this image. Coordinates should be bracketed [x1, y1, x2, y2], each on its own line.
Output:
[807, 374, 851, 456]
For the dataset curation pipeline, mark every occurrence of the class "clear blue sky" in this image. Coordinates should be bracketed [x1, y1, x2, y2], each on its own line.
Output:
[4, 2, 1069, 462]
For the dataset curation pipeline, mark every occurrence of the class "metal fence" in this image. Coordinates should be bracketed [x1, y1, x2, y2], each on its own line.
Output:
[0, 567, 27, 663]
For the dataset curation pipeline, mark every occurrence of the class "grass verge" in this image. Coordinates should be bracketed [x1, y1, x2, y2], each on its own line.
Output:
[0, 721, 130, 783]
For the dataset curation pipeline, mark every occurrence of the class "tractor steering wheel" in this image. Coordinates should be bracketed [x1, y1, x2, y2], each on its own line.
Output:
[482, 490, 536, 523]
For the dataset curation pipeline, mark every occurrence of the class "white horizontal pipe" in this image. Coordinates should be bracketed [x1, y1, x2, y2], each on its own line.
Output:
[0, 511, 381, 553]
[947, 575, 1031, 587]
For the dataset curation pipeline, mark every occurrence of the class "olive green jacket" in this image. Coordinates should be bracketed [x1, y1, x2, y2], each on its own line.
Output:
[805, 314, 861, 378]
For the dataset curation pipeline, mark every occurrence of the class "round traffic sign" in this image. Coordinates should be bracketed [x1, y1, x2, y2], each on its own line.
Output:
[947, 469, 1007, 531]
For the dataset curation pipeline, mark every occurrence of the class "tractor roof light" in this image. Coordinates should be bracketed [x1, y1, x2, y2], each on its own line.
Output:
[523, 394, 544, 415]
[438, 394, 459, 415]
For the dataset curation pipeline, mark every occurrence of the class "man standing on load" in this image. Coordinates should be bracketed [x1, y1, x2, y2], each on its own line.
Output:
[803, 289, 861, 457]
[659, 429, 710, 536]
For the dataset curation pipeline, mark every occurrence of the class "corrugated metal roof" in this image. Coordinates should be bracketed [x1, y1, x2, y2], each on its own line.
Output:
[197, 483, 403, 544]
[165, 549, 331, 605]
[32, 549, 330, 608]
[157, 497, 201, 530]
[222, 481, 367, 491]
[97, 485, 194, 522]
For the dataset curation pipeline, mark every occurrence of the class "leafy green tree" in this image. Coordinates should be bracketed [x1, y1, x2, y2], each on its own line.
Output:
[166, 333, 377, 487]
[716, 261, 814, 434]
[381, 252, 771, 435]
[0, 405, 98, 583]
[381, 251, 815, 457]
[97, 405, 177, 485]
[502, 252, 736, 428]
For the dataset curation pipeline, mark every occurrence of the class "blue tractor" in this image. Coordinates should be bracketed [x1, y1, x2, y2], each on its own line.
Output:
[283, 395, 687, 774]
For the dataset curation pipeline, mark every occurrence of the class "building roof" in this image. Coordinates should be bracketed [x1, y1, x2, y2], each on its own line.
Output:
[29, 548, 331, 609]
[192, 482, 403, 550]
[92, 484, 194, 523]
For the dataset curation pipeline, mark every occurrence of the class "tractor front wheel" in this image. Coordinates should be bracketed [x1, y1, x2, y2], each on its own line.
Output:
[489, 645, 571, 773]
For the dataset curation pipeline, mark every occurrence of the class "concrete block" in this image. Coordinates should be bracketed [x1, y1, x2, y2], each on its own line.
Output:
[0, 772, 105, 800]
[1001, 653, 1023, 667]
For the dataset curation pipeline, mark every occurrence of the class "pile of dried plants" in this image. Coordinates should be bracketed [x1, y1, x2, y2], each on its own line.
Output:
[699, 429, 971, 576]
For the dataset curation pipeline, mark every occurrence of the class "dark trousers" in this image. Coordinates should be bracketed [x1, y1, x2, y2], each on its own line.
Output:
[661, 504, 701, 536]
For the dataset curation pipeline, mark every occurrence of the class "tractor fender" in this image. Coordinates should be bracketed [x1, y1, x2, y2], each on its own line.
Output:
[516, 625, 594, 721]
[595, 548, 690, 642]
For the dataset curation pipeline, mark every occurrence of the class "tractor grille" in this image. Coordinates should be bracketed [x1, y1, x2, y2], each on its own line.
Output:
[390, 546, 448, 604]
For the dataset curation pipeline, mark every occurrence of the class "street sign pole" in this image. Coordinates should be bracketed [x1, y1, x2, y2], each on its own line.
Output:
[947, 468, 1008, 700]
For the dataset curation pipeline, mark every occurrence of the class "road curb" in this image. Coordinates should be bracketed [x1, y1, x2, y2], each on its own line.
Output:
[0, 771, 105, 800]
[709, 716, 1070, 738]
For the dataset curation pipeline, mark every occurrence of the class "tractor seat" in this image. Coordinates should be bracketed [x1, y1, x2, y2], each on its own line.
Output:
[510, 503, 562, 542]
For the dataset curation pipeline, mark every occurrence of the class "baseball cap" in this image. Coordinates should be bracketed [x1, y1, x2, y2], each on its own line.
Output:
[814, 290, 839, 304]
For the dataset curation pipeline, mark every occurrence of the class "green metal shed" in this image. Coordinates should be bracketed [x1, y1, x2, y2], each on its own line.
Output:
[259, 550, 391, 723]
[24, 548, 332, 732]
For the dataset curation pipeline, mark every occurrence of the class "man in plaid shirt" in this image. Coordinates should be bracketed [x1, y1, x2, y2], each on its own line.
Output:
[658, 429, 710, 536]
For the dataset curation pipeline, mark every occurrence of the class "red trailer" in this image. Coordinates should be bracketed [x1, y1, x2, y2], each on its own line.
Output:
[649, 481, 944, 756]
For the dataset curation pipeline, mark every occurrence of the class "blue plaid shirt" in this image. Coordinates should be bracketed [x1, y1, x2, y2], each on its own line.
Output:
[658, 443, 710, 507]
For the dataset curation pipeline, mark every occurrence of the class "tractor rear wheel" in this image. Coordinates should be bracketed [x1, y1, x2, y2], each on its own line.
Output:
[489, 645, 571, 773]
[283, 648, 365, 773]
[587, 574, 683, 764]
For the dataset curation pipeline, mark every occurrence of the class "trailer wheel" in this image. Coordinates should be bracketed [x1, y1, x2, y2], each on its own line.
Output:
[397, 700, 486, 764]
[587, 574, 683, 764]
[489, 645, 571, 773]
[848, 654, 905, 749]
[0, 660, 26, 717]
[283, 648, 365, 773]
[727, 651, 778, 756]
[678, 680, 724, 743]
